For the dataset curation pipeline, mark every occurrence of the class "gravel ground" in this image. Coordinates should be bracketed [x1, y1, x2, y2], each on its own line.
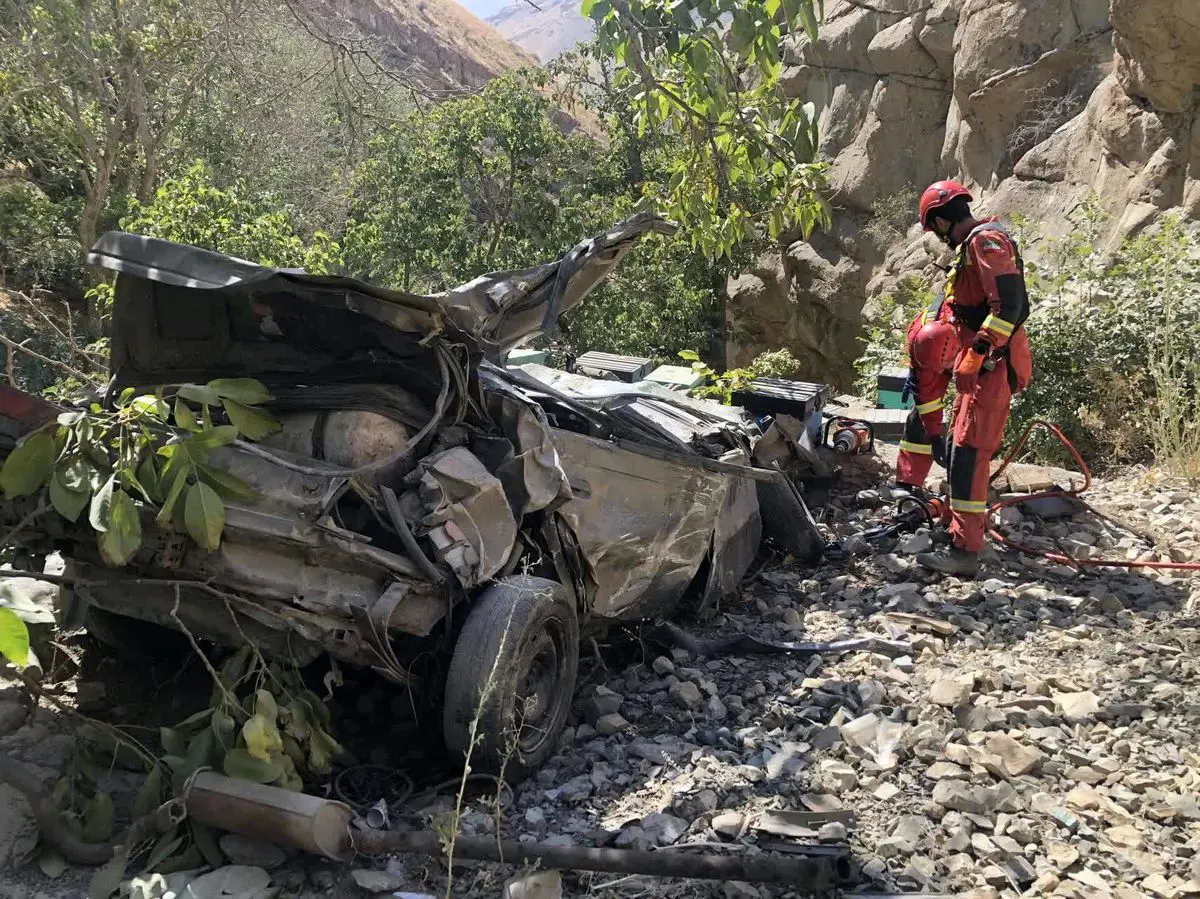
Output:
[1, 462, 1198, 899]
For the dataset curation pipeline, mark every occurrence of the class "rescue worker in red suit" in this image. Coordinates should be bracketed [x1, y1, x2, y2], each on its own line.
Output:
[894, 180, 1034, 576]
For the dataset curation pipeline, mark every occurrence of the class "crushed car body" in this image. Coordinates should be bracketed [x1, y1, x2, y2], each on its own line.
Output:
[0, 213, 825, 776]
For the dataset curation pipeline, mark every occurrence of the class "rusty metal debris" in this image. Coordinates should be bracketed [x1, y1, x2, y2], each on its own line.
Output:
[184, 770, 356, 863]
[653, 620, 912, 659]
[180, 772, 853, 887]
[350, 829, 855, 887]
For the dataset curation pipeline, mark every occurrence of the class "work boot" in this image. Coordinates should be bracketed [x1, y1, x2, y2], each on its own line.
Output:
[916, 546, 980, 577]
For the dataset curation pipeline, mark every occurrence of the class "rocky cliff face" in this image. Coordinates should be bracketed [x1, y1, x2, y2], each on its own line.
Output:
[727, 0, 1200, 389]
[487, 0, 595, 62]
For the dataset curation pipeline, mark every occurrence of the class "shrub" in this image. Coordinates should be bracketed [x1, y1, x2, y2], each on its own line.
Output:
[122, 161, 341, 273]
[852, 276, 933, 402]
[0, 178, 81, 295]
[853, 196, 1200, 477]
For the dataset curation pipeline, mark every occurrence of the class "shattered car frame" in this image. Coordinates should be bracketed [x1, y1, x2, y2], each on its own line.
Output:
[0, 213, 824, 777]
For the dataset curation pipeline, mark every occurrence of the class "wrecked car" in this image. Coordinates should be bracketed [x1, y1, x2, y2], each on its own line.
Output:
[0, 213, 824, 778]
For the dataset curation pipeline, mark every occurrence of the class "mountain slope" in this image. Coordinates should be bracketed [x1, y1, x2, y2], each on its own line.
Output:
[327, 0, 540, 93]
[487, 0, 595, 62]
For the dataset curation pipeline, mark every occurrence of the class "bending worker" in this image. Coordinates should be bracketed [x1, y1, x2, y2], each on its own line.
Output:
[895, 180, 1034, 577]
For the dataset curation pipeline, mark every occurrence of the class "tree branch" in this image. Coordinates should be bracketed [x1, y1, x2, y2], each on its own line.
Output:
[0, 333, 103, 386]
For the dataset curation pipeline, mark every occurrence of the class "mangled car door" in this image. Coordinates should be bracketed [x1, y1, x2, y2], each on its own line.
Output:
[550, 430, 730, 620]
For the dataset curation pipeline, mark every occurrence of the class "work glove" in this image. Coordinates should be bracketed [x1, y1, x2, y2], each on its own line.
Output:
[954, 340, 989, 395]
[931, 434, 947, 468]
[901, 368, 917, 405]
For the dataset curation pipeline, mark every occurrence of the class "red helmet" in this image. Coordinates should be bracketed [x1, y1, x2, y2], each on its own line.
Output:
[912, 319, 961, 373]
[919, 180, 973, 230]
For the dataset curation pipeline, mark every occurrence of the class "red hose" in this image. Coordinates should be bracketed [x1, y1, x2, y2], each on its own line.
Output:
[986, 419, 1200, 572]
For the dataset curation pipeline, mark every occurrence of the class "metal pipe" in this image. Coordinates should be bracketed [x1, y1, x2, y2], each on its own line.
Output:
[184, 770, 356, 862]
[351, 829, 854, 887]
[380, 485, 444, 584]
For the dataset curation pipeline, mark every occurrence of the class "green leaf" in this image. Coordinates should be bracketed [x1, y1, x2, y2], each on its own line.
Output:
[136, 455, 162, 504]
[156, 454, 191, 527]
[254, 689, 279, 723]
[176, 384, 221, 406]
[130, 395, 169, 422]
[184, 425, 239, 456]
[283, 700, 310, 741]
[175, 707, 216, 731]
[222, 747, 284, 783]
[307, 726, 340, 774]
[242, 714, 282, 761]
[83, 792, 114, 843]
[153, 843, 203, 876]
[59, 454, 92, 492]
[160, 727, 186, 757]
[223, 400, 281, 441]
[38, 849, 67, 879]
[196, 464, 260, 504]
[145, 832, 183, 873]
[98, 490, 142, 567]
[0, 429, 57, 498]
[50, 469, 90, 522]
[185, 728, 216, 773]
[191, 823, 225, 868]
[88, 846, 129, 899]
[0, 608, 30, 668]
[88, 475, 115, 532]
[133, 765, 164, 818]
[211, 709, 237, 750]
[184, 481, 224, 552]
[173, 398, 198, 431]
[208, 378, 271, 405]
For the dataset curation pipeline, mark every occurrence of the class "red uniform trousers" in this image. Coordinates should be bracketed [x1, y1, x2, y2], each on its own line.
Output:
[946, 358, 1013, 552]
[896, 408, 938, 488]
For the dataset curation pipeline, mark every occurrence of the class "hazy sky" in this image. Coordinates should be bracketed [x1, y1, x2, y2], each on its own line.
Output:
[458, 0, 521, 19]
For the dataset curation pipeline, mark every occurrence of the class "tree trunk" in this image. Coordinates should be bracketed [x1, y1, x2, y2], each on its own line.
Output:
[137, 145, 157, 203]
[79, 162, 113, 335]
[710, 264, 729, 370]
[78, 186, 104, 261]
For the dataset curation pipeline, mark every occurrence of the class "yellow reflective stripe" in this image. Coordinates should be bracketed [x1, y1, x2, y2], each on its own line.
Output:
[899, 440, 932, 455]
[916, 398, 944, 415]
[982, 314, 1016, 337]
[950, 498, 987, 513]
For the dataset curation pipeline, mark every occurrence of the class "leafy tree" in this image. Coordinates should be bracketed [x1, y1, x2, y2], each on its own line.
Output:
[342, 73, 588, 291]
[586, 0, 830, 259]
[0, 0, 244, 254]
[122, 162, 341, 272]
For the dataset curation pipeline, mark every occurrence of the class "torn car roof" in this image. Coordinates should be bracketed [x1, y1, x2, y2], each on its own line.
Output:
[87, 212, 677, 387]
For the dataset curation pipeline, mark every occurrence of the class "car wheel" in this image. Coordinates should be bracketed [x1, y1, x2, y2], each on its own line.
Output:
[442, 576, 579, 781]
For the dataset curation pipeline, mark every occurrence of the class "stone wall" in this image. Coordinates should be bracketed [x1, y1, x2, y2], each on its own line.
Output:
[727, 0, 1200, 389]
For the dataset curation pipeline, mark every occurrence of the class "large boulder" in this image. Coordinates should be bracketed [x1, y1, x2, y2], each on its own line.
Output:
[1110, 0, 1200, 116]
[726, 222, 879, 388]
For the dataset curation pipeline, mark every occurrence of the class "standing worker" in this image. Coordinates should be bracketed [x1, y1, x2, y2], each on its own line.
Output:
[895, 180, 1034, 576]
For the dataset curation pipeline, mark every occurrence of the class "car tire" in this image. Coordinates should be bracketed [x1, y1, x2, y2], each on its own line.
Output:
[442, 576, 579, 782]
